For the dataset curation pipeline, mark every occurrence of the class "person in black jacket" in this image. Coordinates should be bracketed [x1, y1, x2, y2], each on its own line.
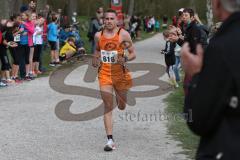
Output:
[177, 8, 202, 53]
[162, 30, 178, 88]
[180, 0, 240, 159]
[171, 8, 203, 95]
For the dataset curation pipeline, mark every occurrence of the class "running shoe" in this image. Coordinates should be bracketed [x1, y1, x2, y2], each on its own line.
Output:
[104, 139, 116, 152]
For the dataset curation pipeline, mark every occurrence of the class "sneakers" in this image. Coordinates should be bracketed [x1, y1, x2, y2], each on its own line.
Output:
[12, 77, 23, 84]
[104, 139, 116, 152]
[54, 61, 61, 67]
[24, 76, 32, 81]
[0, 81, 7, 87]
[49, 62, 61, 67]
[49, 62, 55, 67]
[6, 79, 15, 84]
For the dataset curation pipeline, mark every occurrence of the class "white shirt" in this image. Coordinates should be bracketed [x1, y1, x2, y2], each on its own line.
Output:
[33, 26, 43, 45]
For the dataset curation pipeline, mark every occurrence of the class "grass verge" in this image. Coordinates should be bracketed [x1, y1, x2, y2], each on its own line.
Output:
[164, 83, 199, 159]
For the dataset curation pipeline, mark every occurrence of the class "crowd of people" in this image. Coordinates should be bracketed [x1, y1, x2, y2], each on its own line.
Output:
[161, 8, 213, 89]
[0, 1, 85, 87]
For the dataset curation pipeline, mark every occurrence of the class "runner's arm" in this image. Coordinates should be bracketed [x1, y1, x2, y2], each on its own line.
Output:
[92, 32, 101, 67]
[121, 30, 136, 61]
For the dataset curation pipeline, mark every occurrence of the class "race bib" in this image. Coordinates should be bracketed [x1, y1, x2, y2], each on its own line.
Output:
[14, 34, 20, 42]
[100, 50, 118, 64]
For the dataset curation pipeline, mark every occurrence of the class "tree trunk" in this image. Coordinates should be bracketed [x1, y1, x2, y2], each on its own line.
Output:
[37, 0, 48, 13]
[128, 0, 134, 16]
[206, 0, 214, 27]
[0, 0, 10, 19]
[68, 0, 77, 19]
[190, 0, 196, 11]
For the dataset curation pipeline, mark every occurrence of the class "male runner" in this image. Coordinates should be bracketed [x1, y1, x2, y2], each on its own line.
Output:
[92, 9, 136, 152]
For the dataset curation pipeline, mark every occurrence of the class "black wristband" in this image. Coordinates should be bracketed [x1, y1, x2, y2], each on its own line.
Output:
[124, 56, 128, 62]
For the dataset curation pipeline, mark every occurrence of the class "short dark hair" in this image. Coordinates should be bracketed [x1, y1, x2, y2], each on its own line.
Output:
[104, 8, 117, 16]
[68, 37, 75, 43]
[10, 14, 20, 21]
[51, 14, 58, 22]
[183, 8, 195, 17]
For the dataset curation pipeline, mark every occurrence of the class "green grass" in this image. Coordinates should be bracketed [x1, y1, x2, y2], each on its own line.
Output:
[164, 83, 199, 159]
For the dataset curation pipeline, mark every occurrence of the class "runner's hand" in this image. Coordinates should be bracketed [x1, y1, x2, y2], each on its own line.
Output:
[92, 54, 100, 68]
[117, 56, 126, 66]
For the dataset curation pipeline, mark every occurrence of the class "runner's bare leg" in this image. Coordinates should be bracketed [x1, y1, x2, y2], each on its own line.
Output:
[100, 85, 114, 136]
[115, 89, 128, 110]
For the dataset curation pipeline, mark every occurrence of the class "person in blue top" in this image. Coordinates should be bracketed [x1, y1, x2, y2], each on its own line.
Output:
[47, 14, 59, 66]
[155, 19, 160, 32]
[59, 27, 69, 46]
[69, 26, 85, 52]
[18, 12, 31, 81]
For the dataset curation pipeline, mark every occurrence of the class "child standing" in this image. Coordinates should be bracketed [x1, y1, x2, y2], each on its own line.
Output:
[162, 30, 178, 88]
[155, 19, 160, 32]
[19, 12, 34, 81]
[48, 14, 59, 66]
[5, 18, 22, 83]
[33, 17, 44, 77]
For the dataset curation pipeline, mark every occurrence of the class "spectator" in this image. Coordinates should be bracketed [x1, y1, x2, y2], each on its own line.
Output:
[87, 7, 104, 54]
[162, 30, 178, 88]
[70, 26, 85, 52]
[48, 14, 60, 66]
[0, 20, 16, 84]
[149, 16, 155, 33]
[123, 14, 131, 32]
[19, 12, 34, 81]
[142, 16, 147, 32]
[28, 1, 36, 13]
[33, 17, 44, 76]
[7, 14, 22, 83]
[59, 37, 77, 62]
[155, 19, 160, 32]
[172, 15, 177, 27]
[181, 0, 240, 159]
[171, 8, 202, 95]
[162, 15, 168, 28]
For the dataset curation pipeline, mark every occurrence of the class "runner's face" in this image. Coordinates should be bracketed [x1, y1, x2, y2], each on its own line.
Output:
[104, 13, 117, 30]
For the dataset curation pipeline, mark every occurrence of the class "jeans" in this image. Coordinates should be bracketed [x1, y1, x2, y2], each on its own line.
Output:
[174, 56, 181, 82]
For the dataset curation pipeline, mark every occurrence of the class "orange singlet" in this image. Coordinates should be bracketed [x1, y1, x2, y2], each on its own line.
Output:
[98, 28, 132, 90]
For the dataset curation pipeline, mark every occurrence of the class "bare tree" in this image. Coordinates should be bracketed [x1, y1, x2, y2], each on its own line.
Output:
[206, 0, 214, 27]
[68, 0, 77, 19]
[0, 0, 23, 18]
[36, 0, 48, 13]
[128, 0, 135, 16]
[190, 0, 196, 11]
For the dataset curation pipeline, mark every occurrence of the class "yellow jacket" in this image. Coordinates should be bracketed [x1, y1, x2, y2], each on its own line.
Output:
[60, 42, 77, 56]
